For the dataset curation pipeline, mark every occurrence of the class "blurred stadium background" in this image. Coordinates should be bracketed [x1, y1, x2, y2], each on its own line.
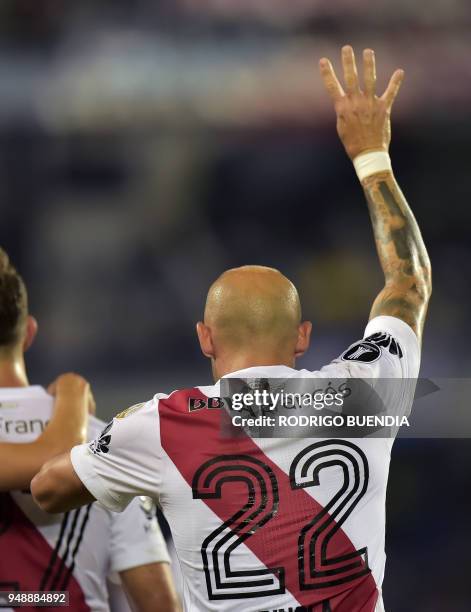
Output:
[0, 1, 470, 609]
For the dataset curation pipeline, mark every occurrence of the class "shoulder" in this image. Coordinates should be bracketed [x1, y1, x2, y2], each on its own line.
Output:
[84, 385, 220, 463]
[357, 315, 420, 377]
[100, 387, 211, 441]
[156, 386, 215, 416]
[85, 400, 161, 457]
[300, 316, 420, 379]
[107, 389, 204, 424]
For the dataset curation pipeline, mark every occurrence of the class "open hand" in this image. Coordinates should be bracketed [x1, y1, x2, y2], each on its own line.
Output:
[319, 46, 404, 160]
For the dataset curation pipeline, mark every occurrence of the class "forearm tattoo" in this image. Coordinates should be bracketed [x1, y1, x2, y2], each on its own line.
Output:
[363, 172, 431, 339]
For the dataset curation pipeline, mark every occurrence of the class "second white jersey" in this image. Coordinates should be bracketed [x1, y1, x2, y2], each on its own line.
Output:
[71, 315, 420, 612]
[0, 387, 170, 612]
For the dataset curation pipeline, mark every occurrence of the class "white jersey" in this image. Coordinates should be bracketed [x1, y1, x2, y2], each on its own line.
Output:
[0, 386, 170, 612]
[71, 316, 420, 612]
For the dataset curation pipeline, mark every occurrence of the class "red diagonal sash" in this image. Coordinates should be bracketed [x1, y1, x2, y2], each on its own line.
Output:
[159, 389, 378, 611]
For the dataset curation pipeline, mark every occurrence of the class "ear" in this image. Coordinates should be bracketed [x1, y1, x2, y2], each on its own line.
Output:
[294, 321, 312, 358]
[23, 315, 38, 352]
[196, 321, 215, 359]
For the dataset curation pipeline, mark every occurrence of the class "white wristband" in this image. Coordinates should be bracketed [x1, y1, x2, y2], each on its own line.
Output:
[353, 151, 392, 182]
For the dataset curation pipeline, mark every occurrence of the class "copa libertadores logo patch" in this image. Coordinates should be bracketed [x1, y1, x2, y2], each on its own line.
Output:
[342, 341, 381, 363]
[341, 331, 403, 363]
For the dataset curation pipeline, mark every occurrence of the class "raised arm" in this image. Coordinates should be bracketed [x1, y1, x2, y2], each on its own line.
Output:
[319, 46, 431, 343]
[0, 373, 91, 491]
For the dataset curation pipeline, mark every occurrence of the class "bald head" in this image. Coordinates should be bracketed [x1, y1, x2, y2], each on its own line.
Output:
[204, 266, 302, 352]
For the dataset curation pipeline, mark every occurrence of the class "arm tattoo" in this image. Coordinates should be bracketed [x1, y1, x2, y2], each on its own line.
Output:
[362, 171, 431, 340]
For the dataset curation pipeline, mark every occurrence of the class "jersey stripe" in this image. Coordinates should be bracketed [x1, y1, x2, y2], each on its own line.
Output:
[159, 389, 378, 611]
[0, 494, 90, 611]
[50, 509, 82, 591]
[60, 504, 93, 590]
[40, 512, 70, 590]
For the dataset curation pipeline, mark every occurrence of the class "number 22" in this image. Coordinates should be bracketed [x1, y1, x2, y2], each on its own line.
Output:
[192, 440, 370, 600]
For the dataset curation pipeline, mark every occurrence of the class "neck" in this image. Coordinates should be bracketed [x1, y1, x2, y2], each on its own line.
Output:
[0, 353, 29, 388]
[212, 352, 295, 381]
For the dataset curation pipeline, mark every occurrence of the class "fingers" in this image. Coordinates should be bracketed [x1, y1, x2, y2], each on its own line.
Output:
[341, 45, 360, 94]
[49, 373, 89, 397]
[381, 68, 405, 108]
[319, 57, 344, 102]
[363, 48, 376, 97]
[320, 46, 404, 110]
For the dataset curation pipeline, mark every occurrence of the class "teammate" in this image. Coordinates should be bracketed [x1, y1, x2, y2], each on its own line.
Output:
[0, 251, 90, 491]
[31, 46, 431, 611]
[0, 249, 180, 612]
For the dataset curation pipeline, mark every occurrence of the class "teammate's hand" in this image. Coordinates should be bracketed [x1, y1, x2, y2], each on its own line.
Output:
[319, 46, 404, 160]
[48, 373, 96, 415]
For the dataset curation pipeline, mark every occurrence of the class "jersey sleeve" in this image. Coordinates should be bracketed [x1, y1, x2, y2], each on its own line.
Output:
[70, 399, 164, 512]
[108, 496, 170, 574]
[321, 315, 420, 379]
[315, 316, 420, 429]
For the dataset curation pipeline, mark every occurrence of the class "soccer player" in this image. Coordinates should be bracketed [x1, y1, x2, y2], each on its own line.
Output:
[0, 250, 180, 612]
[31, 46, 431, 611]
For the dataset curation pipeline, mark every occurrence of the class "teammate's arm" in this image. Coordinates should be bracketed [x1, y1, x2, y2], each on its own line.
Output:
[108, 495, 180, 612]
[320, 46, 431, 343]
[0, 373, 91, 491]
[120, 563, 182, 612]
